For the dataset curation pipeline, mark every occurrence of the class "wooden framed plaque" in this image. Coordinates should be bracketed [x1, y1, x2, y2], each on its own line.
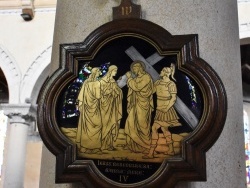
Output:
[37, 1, 227, 187]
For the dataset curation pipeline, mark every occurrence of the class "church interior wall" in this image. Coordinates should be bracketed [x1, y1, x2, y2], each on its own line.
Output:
[0, 12, 55, 76]
[41, 0, 246, 187]
[238, 1, 250, 25]
[0, 0, 249, 187]
[0, 8, 56, 188]
[24, 142, 42, 188]
[238, 1, 250, 40]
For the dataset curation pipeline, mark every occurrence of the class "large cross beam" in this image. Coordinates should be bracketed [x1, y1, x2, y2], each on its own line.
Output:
[123, 46, 199, 129]
[117, 50, 163, 88]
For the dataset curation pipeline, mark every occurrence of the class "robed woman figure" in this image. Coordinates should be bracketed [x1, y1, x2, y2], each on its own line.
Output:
[76, 68, 102, 154]
[100, 65, 123, 151]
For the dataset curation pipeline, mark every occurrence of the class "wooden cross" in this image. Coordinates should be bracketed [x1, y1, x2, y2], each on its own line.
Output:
[113, 0, 141, 20]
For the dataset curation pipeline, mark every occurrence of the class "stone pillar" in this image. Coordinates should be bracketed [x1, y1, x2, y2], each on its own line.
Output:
[41, 1, 245, 187]
[0, 104, 35, 188]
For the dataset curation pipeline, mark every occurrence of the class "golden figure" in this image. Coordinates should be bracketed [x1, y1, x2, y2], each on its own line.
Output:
[100, 65, 123, 151]
[144, 64, 181, 159]
[76, 67, 102, 154]
[124, 60, 154, 153]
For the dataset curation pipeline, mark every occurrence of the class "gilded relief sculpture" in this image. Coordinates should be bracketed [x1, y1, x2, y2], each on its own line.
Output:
[100, 65, 123, 151]
[124, 61, 154, 153]
[38, 2, 228, 184]
[144, 64, 181, 159]
[64, 59, 189, 162]
[76, 68, 103, 154]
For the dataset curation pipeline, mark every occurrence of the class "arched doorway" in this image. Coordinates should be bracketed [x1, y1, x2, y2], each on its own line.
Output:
[0, 68, 8, 180]
[0, 68, 8, 103]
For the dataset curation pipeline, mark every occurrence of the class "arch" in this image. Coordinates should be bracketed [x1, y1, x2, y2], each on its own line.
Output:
[20, 46, 52, 104]
[0, 68, 9, 103]
[0, 45, 22, 104]
[241, 37, 250, 45]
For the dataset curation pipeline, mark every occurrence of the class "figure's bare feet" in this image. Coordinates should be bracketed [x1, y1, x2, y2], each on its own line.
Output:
[123, 145, 129, 150]
[92, 149, 102, 154]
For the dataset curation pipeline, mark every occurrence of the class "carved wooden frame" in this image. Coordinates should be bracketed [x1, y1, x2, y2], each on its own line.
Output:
[37, 3, 227, 187]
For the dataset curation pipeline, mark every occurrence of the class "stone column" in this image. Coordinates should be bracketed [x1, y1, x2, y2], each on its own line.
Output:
[0, 104, 35, 188]
[41, 1, 245, 188]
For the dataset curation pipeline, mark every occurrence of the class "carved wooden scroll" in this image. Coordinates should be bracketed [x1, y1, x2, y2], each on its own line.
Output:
[113, 0, 141, 19]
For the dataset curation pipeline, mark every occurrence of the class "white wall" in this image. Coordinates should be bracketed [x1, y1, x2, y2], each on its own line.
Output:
[0, 8, 56, 188]
[0, 10, 55, 75]
[0, 10, 56, 104]
[238, 1, 250, 39]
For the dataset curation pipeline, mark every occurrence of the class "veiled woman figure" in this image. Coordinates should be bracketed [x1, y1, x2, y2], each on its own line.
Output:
[76, 67, 102, 154]
[100, 65, 123, 151]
